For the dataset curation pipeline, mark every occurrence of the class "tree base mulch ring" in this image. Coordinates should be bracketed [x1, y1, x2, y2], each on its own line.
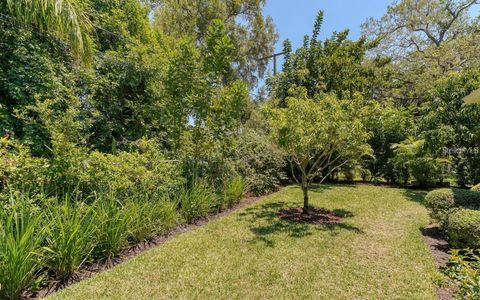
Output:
[276, 207, 342, 225]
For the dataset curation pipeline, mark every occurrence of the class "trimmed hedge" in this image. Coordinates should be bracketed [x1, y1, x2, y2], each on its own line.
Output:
[425, 189, 456, 222]
[425, 188, 480, 224]
[446, 209, 480, 248]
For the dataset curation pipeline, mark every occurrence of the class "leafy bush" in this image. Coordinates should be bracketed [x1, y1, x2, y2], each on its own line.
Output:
[219, 176, 246, 209]
[82, 139, 183, 200]
[425, 189, 480, 224]
[446, 249, 480, 300]
[0, 203, 44, 299]
[471, 183, 480, 192]
[410, 157, 441, 187]
[92, 195, 130, 259]
[340, 163, 357, 183]
[43, 197, 96, 279]
[0, 138, 48, 194]
[179, 182, 215, 223]
[425, 189, 456, 223]
[235, 129, 285, 195]
[446, 209, 480, 249]
[390, 138, 448, 187]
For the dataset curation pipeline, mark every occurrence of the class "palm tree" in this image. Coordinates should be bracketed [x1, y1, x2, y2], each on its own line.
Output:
[4, 0, 93, 64]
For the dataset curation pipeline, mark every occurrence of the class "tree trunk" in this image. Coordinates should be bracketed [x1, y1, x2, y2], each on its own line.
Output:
[302, 184, 309, 214]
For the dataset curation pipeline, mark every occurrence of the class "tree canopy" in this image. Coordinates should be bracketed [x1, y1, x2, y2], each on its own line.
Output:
[363, 0, 480, 103]
[269, 91, 371, 212]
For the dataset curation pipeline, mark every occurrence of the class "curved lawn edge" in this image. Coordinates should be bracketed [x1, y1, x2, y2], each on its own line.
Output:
[47, 185, 441, 300]
[32, 190, 278, 299]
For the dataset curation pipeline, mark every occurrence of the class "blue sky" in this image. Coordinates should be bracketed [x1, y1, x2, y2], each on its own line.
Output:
[263, 0, 392, 53]
[255, 1, 480, 90]
[262, 1, 480, 67]
[257, 0, 393, 82]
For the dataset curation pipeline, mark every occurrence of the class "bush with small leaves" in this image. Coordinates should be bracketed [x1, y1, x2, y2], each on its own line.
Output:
[425, 189, 456, 224]
[446, 209, 480, 249]
[425, 188, 480, 225]
[83, 139, 184, 201]
[235, 129, 286, 195]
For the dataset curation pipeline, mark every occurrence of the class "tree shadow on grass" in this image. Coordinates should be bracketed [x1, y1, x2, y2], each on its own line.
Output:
[308, 184, 334, 193]
[308, 183, 358, 194]
[402, 189, 428, 205]
[238, 201, 362, 247]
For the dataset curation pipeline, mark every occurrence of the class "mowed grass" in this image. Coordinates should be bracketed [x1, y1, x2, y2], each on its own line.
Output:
[49, 185, 439, 300]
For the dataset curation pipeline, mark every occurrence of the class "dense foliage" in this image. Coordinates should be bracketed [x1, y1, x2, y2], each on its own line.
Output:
[1, 0, 480, 297]
[425, 188, 480, 226]
[268, 92, 371, 211]
[446, 249, 480, 299]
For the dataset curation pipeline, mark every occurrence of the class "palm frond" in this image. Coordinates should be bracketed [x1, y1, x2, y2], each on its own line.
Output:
[5, 0, 93, 64]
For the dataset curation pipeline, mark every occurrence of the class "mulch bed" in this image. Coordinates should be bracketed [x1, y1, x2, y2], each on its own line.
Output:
[27, 190, 277, 299]
[276, 207, 342, 225]
[421, 224, 454, 300]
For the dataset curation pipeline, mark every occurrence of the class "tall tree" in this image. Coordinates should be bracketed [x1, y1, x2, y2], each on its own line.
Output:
[362, 0, 480, 103]
[271, 11, 381, 106]
[153, 0, 277, 86]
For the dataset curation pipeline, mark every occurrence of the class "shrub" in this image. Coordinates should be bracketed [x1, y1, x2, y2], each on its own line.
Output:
[472, 183, 480, 192]
[360, 168, 371, 182]
[0, 137, 48, 194]
[220, 176, 246, 209]
[453, 190, 480, 209]
[446, 209, 480, 249]
[43, 197, 96, 279]
[235, 129, 285, 195]
[410, 157, 441, 188]
[0, 203, 44, 299]
[425, 189, 456, 223]
[340, 163, 356, 183]
[425, 188, 480, 224]
[446, 249, 480, 299]
[92, 195, 130, 259]
[45, 133, 89, 196]
[179, 182, 215, 223]
[83, 139, 183, 200]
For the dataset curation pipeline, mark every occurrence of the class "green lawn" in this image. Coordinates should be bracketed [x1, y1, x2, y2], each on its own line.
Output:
[49, 185, 439, 299]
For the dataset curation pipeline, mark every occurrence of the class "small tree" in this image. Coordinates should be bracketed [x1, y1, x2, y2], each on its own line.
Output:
[269, 92, 371, 213]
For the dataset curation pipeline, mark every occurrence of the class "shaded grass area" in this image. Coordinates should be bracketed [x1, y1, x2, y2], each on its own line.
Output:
[49, 185, 438, 299]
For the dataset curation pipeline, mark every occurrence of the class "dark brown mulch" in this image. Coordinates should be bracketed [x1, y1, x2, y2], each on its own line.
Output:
[276, 207, 342, 225]
[27, 190, 278, 299]
[421, 224, 454, 300]
[421, 225, 451, 267]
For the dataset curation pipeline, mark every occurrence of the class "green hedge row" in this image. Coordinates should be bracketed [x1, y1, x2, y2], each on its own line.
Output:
[425, 188, 480, 248]
[446, 209, 480, 249]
